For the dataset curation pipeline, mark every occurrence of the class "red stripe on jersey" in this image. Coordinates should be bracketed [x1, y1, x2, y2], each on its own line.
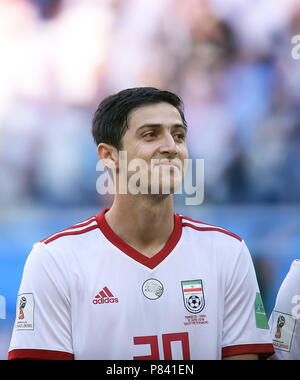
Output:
[40, 216, 97, 243]
[8, 349, 74, 360]
[222, 343, 274, 359]
[181, 215, 227, 229]
[182, 222, 242, 242]
[103, 287, 114, 297]
[43, 225, 98, 245]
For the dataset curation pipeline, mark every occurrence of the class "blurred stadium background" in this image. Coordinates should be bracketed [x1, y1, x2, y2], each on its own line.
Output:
[1, 0, 300, 359]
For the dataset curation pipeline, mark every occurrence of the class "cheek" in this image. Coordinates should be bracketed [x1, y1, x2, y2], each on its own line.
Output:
[179, 145, 189, 160]
[131, 142, 157, 160]
[119, 143, 153, 170]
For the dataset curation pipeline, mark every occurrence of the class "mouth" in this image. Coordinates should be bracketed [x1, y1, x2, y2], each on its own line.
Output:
[153, 160, 181, 170]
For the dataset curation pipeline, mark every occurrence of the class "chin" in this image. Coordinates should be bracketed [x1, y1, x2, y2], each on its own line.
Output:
[149, 176, 183, 195]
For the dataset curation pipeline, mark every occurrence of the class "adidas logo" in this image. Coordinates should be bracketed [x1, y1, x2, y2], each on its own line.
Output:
[92, 286, 119, 304]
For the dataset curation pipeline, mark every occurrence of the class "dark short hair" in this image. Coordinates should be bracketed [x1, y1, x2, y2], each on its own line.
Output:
[92, 87, 187, 150]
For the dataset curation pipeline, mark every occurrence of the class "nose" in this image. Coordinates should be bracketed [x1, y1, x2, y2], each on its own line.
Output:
[158, 132, 177, 157]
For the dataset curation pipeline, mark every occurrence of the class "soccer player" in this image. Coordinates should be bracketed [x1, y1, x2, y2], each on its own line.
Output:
[268, 259, 300, 359]
[8, 87, 274, 360]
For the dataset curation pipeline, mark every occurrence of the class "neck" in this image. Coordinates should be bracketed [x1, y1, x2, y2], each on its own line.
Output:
[104, 194, 175, 257]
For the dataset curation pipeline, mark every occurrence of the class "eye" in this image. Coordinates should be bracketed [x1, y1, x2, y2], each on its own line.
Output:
[173, 133, 186, 141]
[143, 131, 156, 139]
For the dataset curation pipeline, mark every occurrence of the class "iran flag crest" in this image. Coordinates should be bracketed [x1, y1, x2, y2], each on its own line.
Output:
[181, 280, 205, 314]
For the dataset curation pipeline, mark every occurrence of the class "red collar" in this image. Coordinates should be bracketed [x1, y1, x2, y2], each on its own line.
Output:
[96, 208, 182, 269]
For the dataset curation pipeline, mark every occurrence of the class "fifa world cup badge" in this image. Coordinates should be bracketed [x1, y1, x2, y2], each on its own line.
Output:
[271, 311, 295, 352]
[18, 296, 27, 320]
[181, 280, 205, 314]
[15, 293, 34, 330]
[275, 315, 286, 339]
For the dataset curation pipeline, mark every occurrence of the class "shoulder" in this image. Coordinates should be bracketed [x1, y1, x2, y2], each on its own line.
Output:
[271, 259, 300, 329]
[178, 214, 247, 267]
[179, 214, 243, 244]
[289, 259, 300, 274]
[24, 215, 100, 274]
[278, 259, 300, 294]
[39, 215, 99, 247]
[280, 259, 300, 289]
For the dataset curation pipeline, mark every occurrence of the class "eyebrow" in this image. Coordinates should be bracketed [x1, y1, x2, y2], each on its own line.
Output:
[135, 123, 187, 134]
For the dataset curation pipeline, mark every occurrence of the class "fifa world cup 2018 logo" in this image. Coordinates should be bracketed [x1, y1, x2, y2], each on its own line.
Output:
[275, 315, 286, 339]
[18, 296, 27, 320]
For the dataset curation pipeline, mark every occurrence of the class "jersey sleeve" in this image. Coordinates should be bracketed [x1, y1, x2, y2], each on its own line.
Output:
[221, 240, 274, 359]
[268, 260, 300, 360]
[8, 243, 74, 360]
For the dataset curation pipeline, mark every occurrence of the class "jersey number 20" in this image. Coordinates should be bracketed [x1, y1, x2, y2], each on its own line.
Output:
[133, 332, 190, 360]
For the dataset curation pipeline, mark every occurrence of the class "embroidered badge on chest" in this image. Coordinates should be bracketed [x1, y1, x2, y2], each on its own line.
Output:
[181, 280, 205, 314]
[142, 279, 164, 300]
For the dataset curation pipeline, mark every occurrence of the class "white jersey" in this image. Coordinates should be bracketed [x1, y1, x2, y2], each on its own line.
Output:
[8, 209, 274, 360]
[268, 260, 300, 360]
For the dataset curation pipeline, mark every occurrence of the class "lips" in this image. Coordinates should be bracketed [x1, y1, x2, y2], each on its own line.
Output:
[153, 160, 180, 169]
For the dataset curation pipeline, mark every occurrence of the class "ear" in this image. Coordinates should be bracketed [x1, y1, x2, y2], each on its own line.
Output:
[97, 143, 119, 171]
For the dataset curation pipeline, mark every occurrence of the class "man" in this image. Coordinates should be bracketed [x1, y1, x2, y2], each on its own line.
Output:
[268, 260, 300, 359]
[8, 87, 274, 360]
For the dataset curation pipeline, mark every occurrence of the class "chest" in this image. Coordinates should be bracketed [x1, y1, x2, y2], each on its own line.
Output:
[68, 243, 225, 359]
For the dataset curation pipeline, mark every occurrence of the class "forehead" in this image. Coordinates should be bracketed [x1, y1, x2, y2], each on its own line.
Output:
[127, 102, 184, 129]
